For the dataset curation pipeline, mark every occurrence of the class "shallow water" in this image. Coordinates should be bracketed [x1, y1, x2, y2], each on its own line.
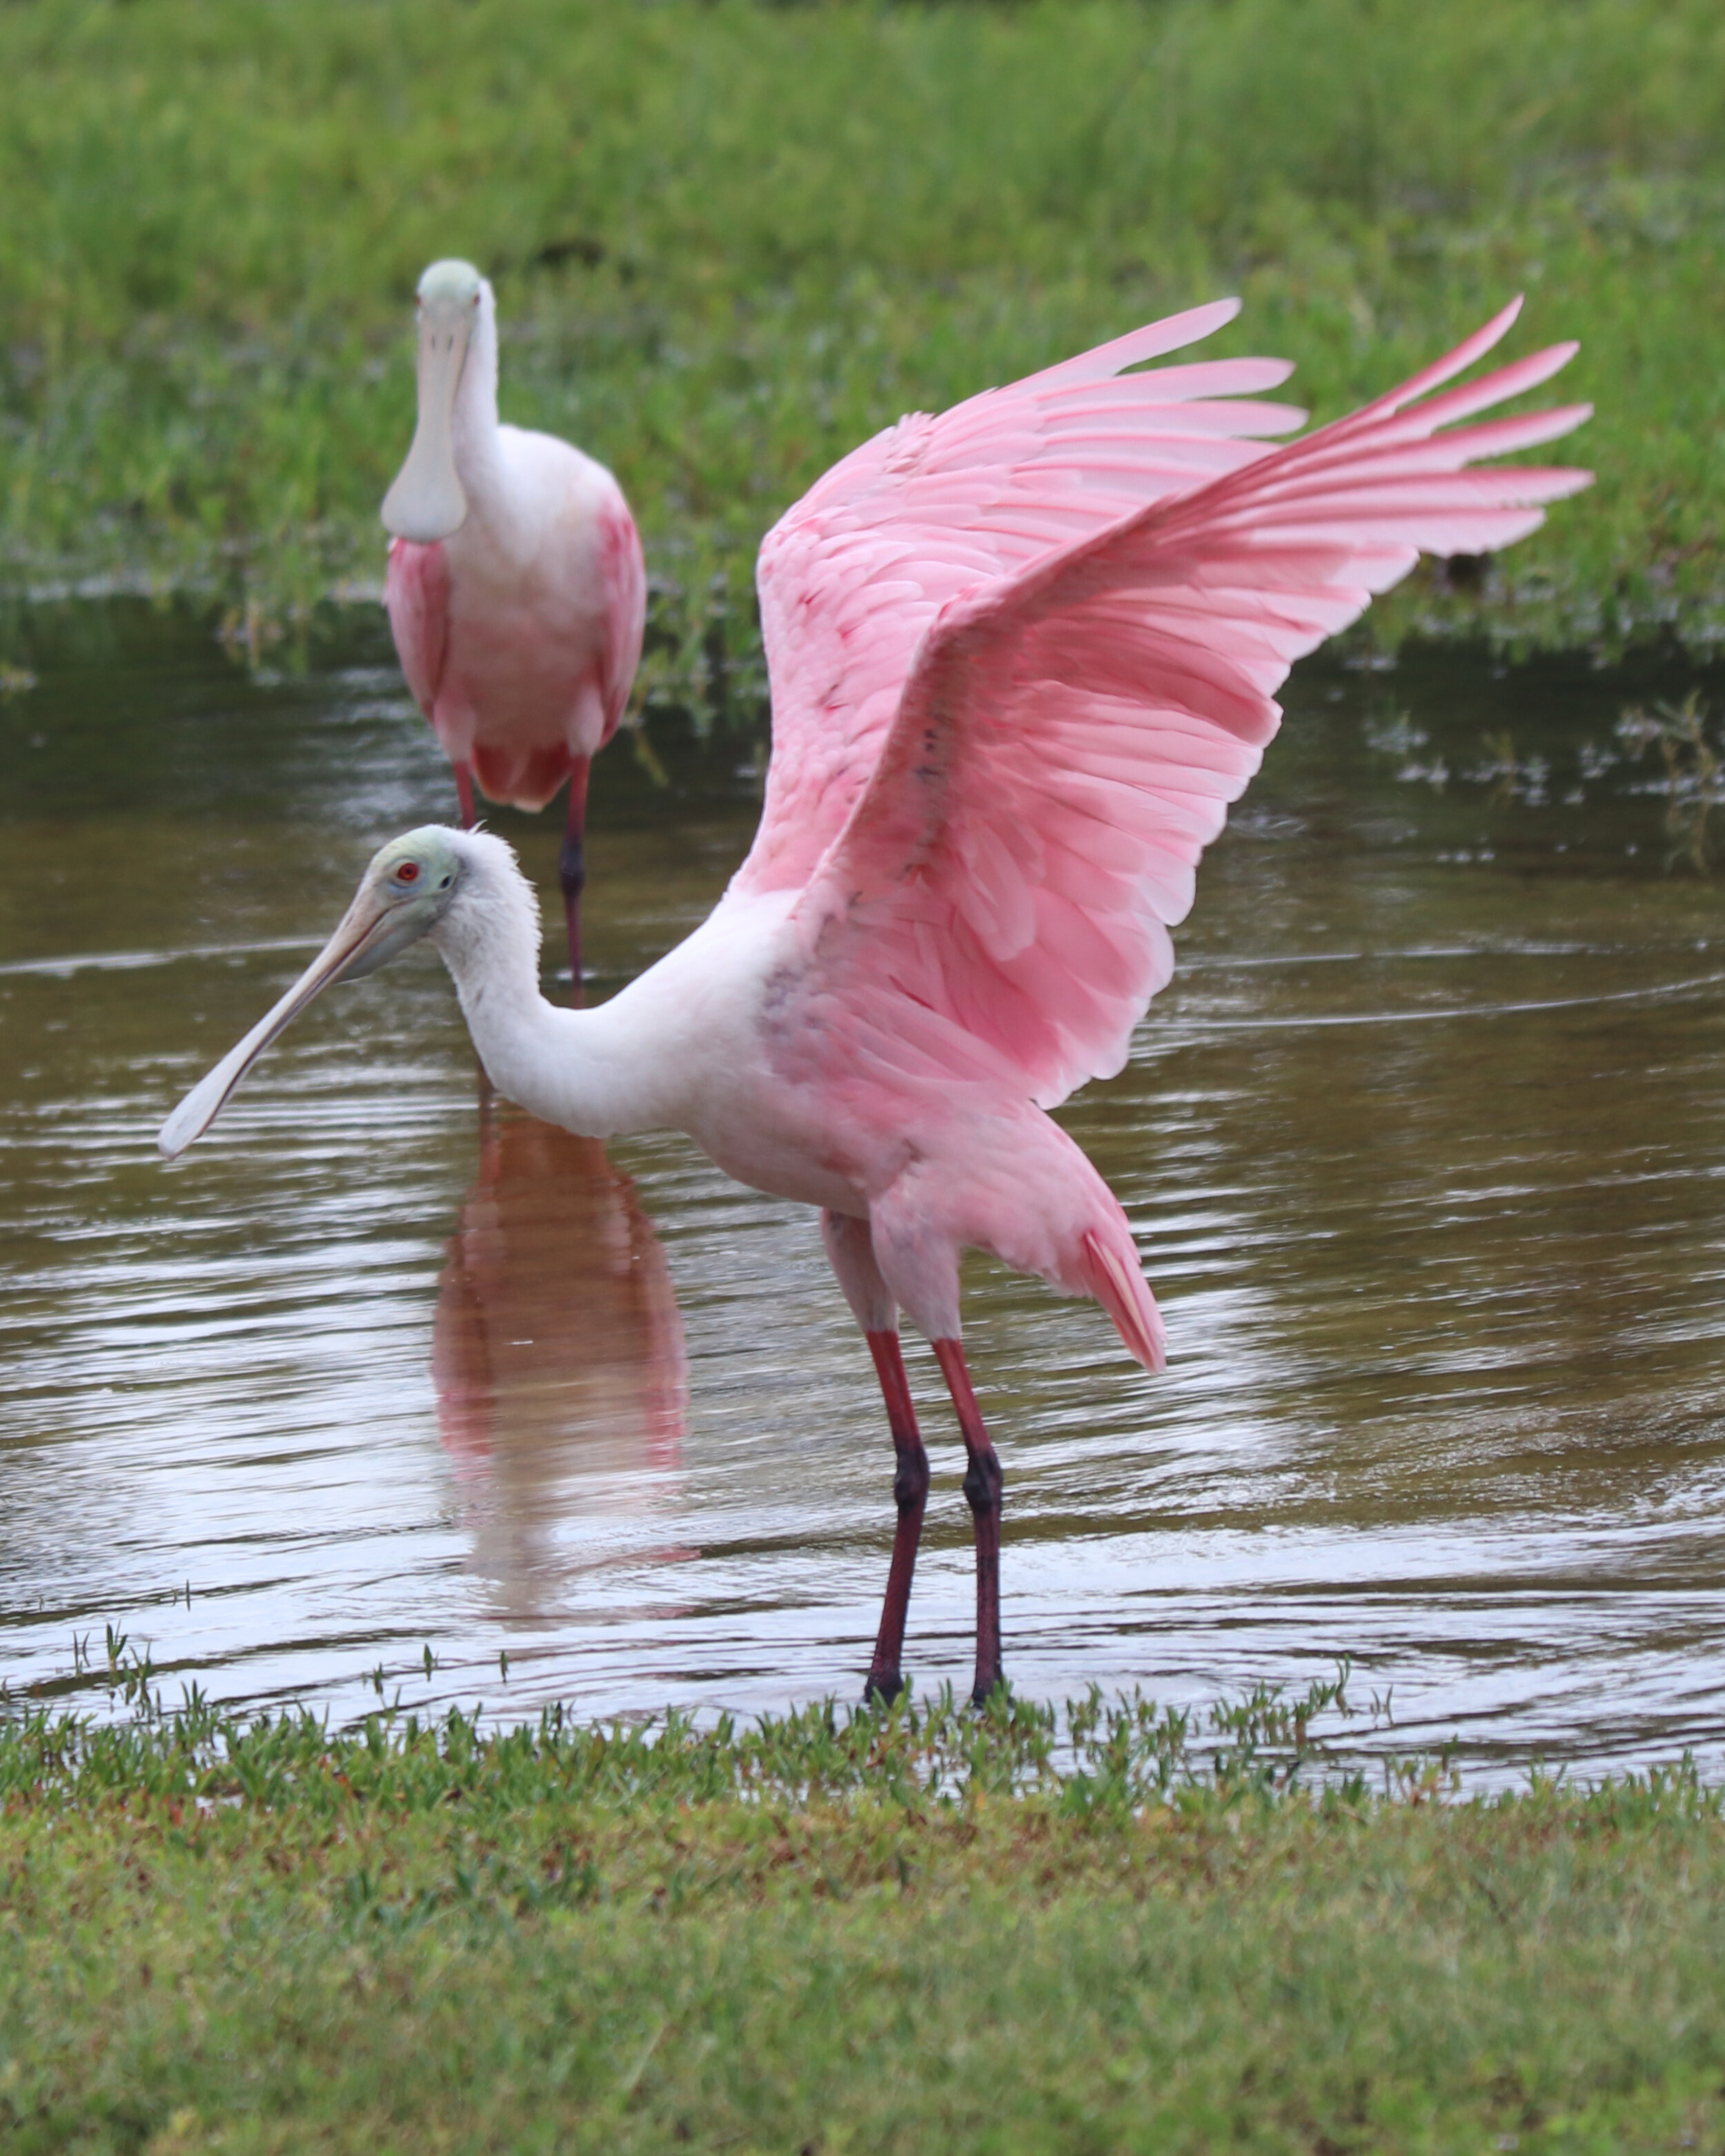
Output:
[3, 600, 1725, 1779]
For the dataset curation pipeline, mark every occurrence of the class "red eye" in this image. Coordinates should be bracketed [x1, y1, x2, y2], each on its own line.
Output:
[396, 861, 420, 884]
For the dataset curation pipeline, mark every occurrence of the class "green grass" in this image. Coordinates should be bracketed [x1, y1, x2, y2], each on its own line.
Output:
[1, 0, 1723, 714]
[7, 1680, 1725, 2151]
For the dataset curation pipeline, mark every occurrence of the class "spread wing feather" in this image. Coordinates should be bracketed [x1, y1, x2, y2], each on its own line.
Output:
[769, 304, 1590, 1115]
[738, 299, 1308, 897]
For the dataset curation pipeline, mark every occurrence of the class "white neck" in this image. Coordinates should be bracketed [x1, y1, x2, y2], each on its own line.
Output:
[428, 832, 656, 1138]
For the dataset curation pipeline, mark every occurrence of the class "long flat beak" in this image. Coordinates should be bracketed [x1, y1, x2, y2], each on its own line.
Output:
[157, 887, 396, 1159]
[379, 304, 472, 542]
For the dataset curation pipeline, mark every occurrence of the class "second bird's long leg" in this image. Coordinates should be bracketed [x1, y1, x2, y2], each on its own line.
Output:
[454, 762, 477, 830]
[560, 758, 591, 1007]
[932, 1338, 1005, 1706]
[862, 1328, 930, 1704]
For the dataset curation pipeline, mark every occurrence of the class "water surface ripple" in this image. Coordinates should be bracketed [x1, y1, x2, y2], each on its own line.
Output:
[3, 604, 1725, 1779]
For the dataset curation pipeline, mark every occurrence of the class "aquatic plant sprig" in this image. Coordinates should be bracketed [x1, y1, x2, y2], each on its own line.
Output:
[1617, 691, 1725, 871]
[0, 1665, 1436, 1823]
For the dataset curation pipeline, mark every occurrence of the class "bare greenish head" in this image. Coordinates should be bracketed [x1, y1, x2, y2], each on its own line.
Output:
[157, 828, 467, 1159]
[416, 258, 484, 310]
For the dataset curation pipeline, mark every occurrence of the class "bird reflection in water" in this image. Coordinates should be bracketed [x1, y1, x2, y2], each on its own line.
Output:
[432, 1108, 688, 1616]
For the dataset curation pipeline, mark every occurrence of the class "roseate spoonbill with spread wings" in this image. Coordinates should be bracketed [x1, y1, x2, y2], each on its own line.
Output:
[164, 297, 1589, 1705]
[382, 258, 647, 994]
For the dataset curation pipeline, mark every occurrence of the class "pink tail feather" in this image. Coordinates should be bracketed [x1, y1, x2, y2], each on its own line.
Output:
[1081, 1227, 1166, 1373]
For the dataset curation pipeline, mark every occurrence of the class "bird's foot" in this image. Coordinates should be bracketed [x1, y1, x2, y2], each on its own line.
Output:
[862, 1670, 907, 1708]
[968, 1670, 1007, 1712]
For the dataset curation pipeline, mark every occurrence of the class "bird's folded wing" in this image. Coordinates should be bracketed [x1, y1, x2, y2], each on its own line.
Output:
[385, 537, 451, 720]
[735, 299, 1308, 897]
[769, 304, 1591, 1114]
[597, 501, 648, 740]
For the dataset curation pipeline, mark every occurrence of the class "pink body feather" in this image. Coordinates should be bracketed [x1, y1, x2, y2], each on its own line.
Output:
[387, 491, 645, 814]
[723, 296, 1590, 1367]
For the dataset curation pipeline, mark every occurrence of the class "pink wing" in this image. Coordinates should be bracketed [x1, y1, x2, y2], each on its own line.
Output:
[769, 301, 1592, 1115]
[385, 537, 451, 722]
[734, 299, 1308, 898]
[595, 497, 648, 745]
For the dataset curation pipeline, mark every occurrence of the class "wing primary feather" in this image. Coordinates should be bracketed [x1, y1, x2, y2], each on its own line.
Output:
[762, 299, 1588, 1115]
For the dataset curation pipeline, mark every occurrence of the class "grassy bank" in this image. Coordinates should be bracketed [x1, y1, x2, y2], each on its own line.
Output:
[6, 1683, 1725, 2151]
[0, 0, 1722, 712]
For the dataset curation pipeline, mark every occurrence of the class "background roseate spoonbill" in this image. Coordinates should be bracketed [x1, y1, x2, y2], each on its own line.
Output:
[164, 296, 1589, 1706]
[381, 258, 647, 995]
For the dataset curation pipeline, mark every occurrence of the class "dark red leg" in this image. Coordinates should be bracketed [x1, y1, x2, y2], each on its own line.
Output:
[863, 1329, 931, 1705]
[559, 758, 591, 1008]
[933, 1338, 1005, 1706]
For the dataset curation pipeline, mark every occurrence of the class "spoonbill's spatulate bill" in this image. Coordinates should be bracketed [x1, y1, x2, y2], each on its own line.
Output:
[170, 297, 1590, 1705]
[382, 259, 647, 996]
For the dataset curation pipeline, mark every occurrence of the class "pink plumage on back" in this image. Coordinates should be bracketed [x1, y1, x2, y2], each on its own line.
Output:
[595, 498, 649, 748]
[386, 497, 646, 818]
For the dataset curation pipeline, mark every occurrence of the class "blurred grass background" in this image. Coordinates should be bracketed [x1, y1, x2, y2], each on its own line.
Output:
[0, 0, 1721, 712]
